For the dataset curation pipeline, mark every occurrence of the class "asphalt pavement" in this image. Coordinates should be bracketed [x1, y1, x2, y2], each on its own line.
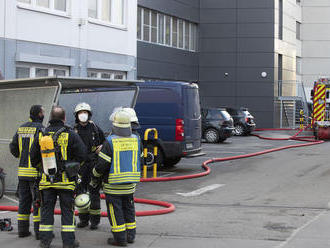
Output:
[1, 130, 330, 248]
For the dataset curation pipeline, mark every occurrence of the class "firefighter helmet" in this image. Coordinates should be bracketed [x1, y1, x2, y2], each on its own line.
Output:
[123, 108, 139, 123]
[112, 110, 131, 128]
[74, 103, 92, 115]
[75, 193, 91, 211]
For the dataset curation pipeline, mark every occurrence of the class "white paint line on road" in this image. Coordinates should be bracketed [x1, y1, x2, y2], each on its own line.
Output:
[159, 172, 175, 178]
[274, 210, 326, 248]
[0, 211, 10, 214]
[3, 195, 18, 204]
[176, 184, 225, 197]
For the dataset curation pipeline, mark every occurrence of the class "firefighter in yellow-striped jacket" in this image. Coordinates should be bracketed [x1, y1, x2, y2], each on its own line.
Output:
[9, 105, 45, 239]
[91, 109, 141, 247]
[30, 106, 86, 248]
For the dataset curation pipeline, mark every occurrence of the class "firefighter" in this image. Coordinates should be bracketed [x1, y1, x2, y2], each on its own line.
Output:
[9, 105, 45, 239]
[91, 109, 141, 246]
[73, 102, 105, 230]
[30, 106, 86, 248]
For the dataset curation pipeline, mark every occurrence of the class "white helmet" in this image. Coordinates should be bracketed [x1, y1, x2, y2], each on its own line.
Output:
[123, 108, 139, 123]
[75, 193, 91, 211]
[112, 109, 131, 128]
[74, 102, 92, 115]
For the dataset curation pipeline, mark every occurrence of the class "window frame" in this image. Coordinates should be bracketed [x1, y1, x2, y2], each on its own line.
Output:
[137, 7, 197, 52]
[17, 0, 70, 18]
[15, 63, 70, 79]
[87, 69, 127, 80]
[88, 0, 127, 30]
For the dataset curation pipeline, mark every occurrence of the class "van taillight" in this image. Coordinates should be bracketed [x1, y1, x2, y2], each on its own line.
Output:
[175, 119, 184, 141]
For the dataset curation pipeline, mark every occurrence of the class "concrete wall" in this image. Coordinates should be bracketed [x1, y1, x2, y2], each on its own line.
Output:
[0, 0, 137, 80]
[199, 0, 275, 128]
[302, 0, 330, 87]
[137, 0, 199, 82]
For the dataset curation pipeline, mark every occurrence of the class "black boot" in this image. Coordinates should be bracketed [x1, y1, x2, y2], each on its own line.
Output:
[18, 231, 31, 238]
[63, 240, 80, 248]
[77, 221, 89, 228]
[39, 240, 51, 248]
[107, 238, 127, 247]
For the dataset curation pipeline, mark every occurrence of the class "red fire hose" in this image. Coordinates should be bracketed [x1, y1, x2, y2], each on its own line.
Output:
[0, 127, 323, 216]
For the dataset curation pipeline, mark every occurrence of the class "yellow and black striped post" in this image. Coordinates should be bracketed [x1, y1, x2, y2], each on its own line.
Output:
[299, 109, 304, 129]
[143, 128, 159, 179]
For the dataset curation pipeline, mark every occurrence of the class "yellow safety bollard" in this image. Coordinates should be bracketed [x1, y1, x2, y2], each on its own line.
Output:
[299, 109, 304, 130]
[143, 128, 159, 179]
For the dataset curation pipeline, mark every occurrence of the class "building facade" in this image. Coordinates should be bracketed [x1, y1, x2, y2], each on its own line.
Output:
[137, 0, 304, 128]
[0, 0, 137, 80]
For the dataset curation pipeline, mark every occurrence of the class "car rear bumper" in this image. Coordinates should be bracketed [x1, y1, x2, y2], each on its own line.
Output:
[244, 123, 256, 132]
[221, 126, 234, 137]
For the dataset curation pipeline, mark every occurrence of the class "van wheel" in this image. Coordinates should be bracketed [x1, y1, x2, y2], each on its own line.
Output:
[164, 157, 181, 168]
[145, 144, 164, 169]
[204, 128, 219, 143]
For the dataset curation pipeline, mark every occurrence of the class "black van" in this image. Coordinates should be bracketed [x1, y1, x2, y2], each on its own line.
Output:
[135, 81, 202, 168]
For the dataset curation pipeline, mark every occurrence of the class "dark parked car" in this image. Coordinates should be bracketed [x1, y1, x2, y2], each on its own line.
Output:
[201, 108, 234, 143]
[226, 107, 256, 136]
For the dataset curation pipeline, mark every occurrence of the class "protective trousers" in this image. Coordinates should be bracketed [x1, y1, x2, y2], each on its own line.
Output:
[105, 194, 136, 243]
[39, 188, 76, 246]
[78, 162, 101, 225]
[17, 180, 40, 236]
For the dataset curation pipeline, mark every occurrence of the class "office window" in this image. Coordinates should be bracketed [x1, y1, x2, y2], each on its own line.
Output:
[158, 14, 164, 44]
[296, 57, 302, 75]
[35, 68, 49, 77]
[190, 23, 197, 51]
[54, 69, 66, 76]
[101, 0, 111, 22]
[87, 70, 126, 80]
[89, 0, 125, 26]
[17, 0, 67, 13]
[278, 54, 283, 96]
[151, 11, 157, 43]
[172, 17, 178, 47]
[112, 0, 124, 25]
[137, 7, 142, 40]
[137, 7, 197, 52]
[16, 67, 30, 79]
[279, 0, 283, 40]
[16, 64, 69, 78]
[88, 0, 97, 18]
[296, 21, 301, 40]
[37, 0, 49, 8]
[178, 19, 184, 48]
[54, 0, 66, 11]
[184, 21, 189, 50]
[165, 15, 171, 46]
[143, 9, 150, 41]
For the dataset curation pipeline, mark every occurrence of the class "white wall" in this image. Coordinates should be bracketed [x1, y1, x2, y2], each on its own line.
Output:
[302, 0, 330, 86]
[1, 0, 136, 57]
